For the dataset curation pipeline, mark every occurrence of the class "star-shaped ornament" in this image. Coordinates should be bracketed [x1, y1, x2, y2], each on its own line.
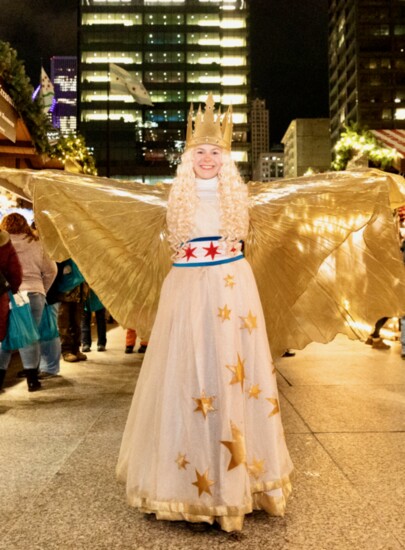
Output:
[175, 452, 190, 470]
[183, 244, 197, 261]
[203, 241, 220, 260]
[248, 384, 262, 399]
[239, 310, 258, 334]
[220, 422, 246, 470]
[193, 390, 216, 419]
[192, 468, 214, 497]
[224, 274, 236, 288]
[218, 304, 231, 321]
[226, 354, 246, 390]
[266, 397, 280, 417]
[248, 458, 266, 479]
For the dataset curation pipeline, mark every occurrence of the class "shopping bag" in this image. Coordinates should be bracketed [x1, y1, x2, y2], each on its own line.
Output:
[85, 289, 104, 313]
[2, 292, 40, 351]
[38, 302, 59, 341]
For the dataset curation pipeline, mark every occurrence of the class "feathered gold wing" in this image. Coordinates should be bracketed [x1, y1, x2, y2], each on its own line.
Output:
[247, 169, 405, 358]
[0, 168, 171, 337]
[1, 167, 405, 355]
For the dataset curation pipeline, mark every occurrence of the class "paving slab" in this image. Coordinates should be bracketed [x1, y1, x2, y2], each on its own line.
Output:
[0, 326, 404, 550]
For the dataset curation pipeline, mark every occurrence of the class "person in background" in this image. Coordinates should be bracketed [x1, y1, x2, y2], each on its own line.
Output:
[365, 317, 391, 350]
[30, 221, 61, 379]
[125, 328, 148, 354]
[0, 228, 22, 391]
[57, 259, 89, 363]
[81, 289, 107, 352]
[38, 273, 62, 378]
[0, 213, 56, 392]
[282, 349, 295, 357]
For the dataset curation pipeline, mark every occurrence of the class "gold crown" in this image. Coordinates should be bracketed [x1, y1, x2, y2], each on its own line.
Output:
[185, 93, 233, 151]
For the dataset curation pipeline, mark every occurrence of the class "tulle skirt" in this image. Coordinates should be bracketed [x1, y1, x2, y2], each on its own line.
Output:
[116, 257, 293, 532]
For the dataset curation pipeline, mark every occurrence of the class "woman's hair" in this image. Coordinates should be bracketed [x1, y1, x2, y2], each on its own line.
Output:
[0, 213, 38, 242]
[167, 148, 249, 251]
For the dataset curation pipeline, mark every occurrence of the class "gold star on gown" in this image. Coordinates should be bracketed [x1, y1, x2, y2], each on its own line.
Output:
[218, 304, 231, 321]
[192, 468, 215, 497]
[226, 354, 246, 390]
[220, 422, 246, 470]
[193, 390, 216, 419]
[267, 397, 280, 417]
[224, 274, 236, 288]
[248, 384, 262, 399]
[239, 310, 258, 334]
[248, 458, 266, 479]
[175, 452, 190, 470]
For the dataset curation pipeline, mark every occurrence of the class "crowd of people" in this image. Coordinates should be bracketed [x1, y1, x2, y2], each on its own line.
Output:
[0, 212, 146, 393]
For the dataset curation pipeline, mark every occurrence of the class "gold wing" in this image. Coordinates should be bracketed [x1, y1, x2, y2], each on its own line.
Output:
[247, 169, 405, 358]
[0, 168, 171, 337]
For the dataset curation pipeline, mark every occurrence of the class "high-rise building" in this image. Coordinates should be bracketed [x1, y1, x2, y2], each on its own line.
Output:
[250, 98, 269, 172]
[328, 0, 405, 146]
[78, 0, 250, 181]
[51, 56, 77, 136]
[282, 119, 331, 178]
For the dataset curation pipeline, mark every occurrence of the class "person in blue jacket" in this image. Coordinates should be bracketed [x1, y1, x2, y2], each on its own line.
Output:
[57, 259, 89, 363]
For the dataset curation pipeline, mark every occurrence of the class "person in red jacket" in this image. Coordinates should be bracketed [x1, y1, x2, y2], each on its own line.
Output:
[0, 229, 22, 391]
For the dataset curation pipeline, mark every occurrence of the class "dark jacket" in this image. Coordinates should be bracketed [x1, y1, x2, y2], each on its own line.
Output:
[0, 230, 23, 341]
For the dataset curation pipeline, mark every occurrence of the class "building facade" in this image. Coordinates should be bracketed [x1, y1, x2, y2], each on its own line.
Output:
[250, 98, 269, 172]
[79, 0, 250, 180]
[328, 0, 405, 145]
[253, 149, 284, 182]
[51, 56, 78, 136]
[282, 119, 331, 178]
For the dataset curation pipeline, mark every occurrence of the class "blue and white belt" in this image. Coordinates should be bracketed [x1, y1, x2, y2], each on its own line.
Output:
[173, 236, 244, 267]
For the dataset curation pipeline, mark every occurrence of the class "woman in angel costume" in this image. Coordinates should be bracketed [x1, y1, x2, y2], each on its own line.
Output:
[116, 94, 293, 531]
[0, 95, 404, 532]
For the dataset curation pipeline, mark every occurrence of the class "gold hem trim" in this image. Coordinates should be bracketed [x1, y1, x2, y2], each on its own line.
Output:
[126, 475, 292, 532]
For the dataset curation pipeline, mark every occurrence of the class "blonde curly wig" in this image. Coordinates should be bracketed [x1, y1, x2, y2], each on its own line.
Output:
[167, 148, 249, 251]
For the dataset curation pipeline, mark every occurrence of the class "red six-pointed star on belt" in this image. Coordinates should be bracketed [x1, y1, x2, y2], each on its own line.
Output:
[203, 241, 220, 260]
[183, 244, 197, 261]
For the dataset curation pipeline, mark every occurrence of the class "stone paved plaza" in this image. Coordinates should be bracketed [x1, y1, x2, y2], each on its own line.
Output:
[1, 326, 404, 550]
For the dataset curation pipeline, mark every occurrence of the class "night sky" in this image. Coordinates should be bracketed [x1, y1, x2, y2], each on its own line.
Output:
[0, 0, 329, 145]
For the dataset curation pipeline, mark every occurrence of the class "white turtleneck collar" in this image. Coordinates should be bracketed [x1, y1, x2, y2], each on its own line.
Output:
[195, 176, 218, 197]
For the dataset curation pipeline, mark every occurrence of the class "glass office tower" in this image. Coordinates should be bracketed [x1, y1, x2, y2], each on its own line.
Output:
[79, 0, 250, 180]
[329, 0, 405, 145]
[51, 56, 78, 136]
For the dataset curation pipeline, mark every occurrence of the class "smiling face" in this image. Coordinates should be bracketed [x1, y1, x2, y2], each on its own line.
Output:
[192, 144, 223, 179]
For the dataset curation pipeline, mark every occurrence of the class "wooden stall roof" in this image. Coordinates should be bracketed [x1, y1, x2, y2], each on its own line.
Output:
[0, 118, 63, 170]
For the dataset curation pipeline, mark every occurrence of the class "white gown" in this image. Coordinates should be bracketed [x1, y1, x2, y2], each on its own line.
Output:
[116, 177, 293, 532]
